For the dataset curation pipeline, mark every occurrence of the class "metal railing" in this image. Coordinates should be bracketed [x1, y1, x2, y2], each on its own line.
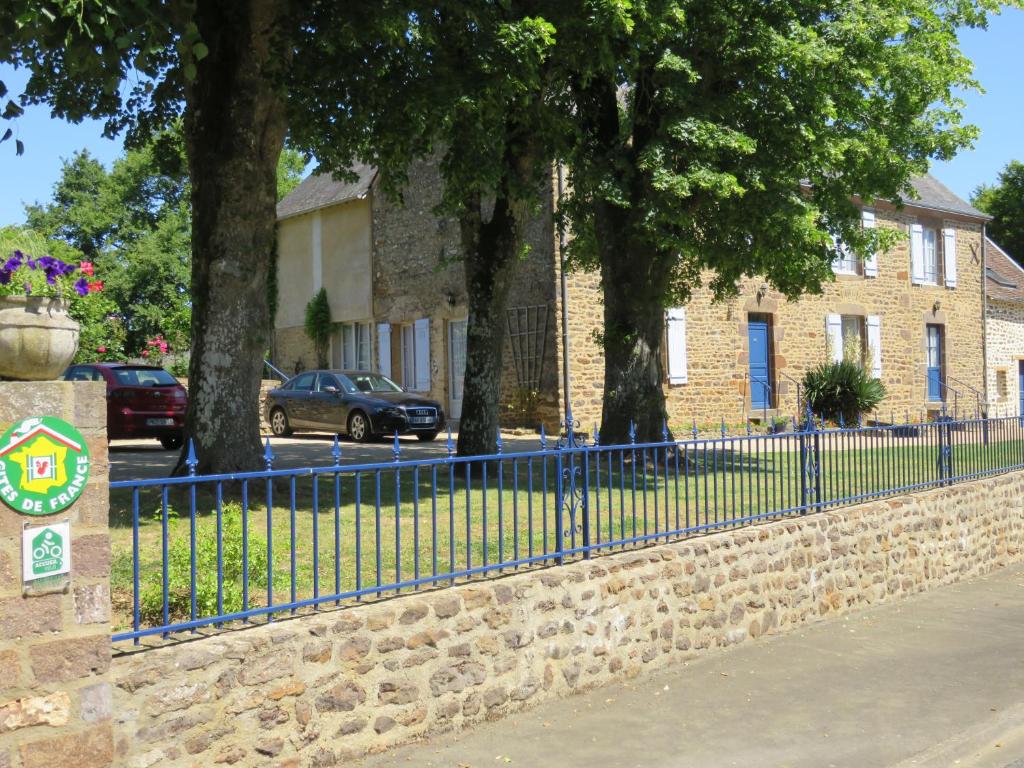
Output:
[110, 410, 1024, 644]
[944, 373, 986, 416]
[263, 359, 288, 382]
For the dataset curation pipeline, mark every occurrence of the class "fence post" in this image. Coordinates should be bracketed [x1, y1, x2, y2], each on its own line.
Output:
[554, 428, 565, 565]
[798, 415, 809, 512]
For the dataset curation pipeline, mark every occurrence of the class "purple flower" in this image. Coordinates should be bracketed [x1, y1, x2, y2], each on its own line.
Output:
[0, 270, 10, 286]
[73, 277, 90, 297]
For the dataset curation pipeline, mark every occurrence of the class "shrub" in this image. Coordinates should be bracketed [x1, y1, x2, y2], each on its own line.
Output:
[802, 359, 886, 425]
[304, 287, 332, 368]
[138, 502, 270, 623]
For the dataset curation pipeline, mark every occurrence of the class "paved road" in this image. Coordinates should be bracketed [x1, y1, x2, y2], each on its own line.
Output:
[107, 432, 545, 482]
[356, 564, 1024, 768]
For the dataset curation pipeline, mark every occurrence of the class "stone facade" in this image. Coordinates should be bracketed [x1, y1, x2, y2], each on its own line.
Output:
[112, 470, 1024, 766]
[0, 382, 113, 768]
[562, 204, 987, 430]
[983, 238, 1024, 417]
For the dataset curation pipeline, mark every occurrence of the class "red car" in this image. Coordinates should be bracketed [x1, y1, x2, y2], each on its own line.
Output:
[63, 363, 187, 449]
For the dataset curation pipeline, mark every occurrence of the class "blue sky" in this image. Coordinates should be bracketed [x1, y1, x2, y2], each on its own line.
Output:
[1, 7, 1022, 225]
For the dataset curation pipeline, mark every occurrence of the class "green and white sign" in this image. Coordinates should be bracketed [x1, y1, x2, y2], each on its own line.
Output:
[0, 416, 91, 515]
[22, 522, 71, 582]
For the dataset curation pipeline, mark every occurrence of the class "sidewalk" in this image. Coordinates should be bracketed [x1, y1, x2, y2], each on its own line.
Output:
[355, 564, 1024, 768]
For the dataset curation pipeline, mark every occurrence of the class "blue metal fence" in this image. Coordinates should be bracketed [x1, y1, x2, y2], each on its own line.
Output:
[110, 410, 1024, 644]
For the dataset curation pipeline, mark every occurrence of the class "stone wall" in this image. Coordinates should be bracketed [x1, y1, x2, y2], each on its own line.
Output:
[111, 470, 1024, 766]
[0, 382, 113, 768]
[371, 158, 561, 431]
[563, 204, 987, 430]
[985, 298, 1024, 417]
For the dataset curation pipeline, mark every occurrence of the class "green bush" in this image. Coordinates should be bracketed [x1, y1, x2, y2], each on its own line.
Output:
[139, 502, 269, 623]
[304, 287, 332, 368]
[802, 359, 886, 425]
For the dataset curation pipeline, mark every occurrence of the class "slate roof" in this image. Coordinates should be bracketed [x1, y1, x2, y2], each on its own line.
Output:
[276, 163, 377, 220]
[902, 174, 988, 220]
[986, 237, 1024, 304]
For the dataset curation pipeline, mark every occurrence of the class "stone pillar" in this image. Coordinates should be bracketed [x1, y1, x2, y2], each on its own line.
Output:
[0, 381, 112, 767]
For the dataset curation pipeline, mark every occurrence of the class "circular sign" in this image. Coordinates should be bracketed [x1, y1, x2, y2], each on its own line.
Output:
[0, 416, 91, 515]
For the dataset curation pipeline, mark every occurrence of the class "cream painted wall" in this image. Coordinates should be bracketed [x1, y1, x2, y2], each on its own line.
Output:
[321, 199, 372, 322]
[275, 214, 313, 329]
[275, 199, 373, 331]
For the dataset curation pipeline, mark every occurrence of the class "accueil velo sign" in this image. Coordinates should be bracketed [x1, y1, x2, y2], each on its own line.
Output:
[0, 416, 91, 515]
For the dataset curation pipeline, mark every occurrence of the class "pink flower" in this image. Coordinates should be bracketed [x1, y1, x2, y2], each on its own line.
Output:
[80, 262, 94, 277]
[88, 280, 103, 293]
[141, 350, 149, 358]
[97, 345, 107, 353]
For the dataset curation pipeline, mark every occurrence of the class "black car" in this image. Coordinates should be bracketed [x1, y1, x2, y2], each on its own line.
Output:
[265, 370, 445, 442]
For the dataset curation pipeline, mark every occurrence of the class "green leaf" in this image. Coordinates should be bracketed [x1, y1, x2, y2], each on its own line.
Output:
[15, 139, 24, 156]
[183, 62, 197, 81]
[0, 128, 11, 144]
[192, 42, 209, 61]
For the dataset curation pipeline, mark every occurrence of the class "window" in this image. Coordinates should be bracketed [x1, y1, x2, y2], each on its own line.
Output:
[826, 314, 882, 377]
[911, 222, 956, 287]
[338, 322, 372, 371]
[831, 210, 878, 277]
[111, 367, 178, 386]
[288, 372, 316, 391]
[399, 318, 431, 391]
[841, 315, 865, 364]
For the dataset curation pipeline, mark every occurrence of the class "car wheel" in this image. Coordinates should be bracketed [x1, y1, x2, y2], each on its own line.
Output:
[270, 407, 293, 437]
[348, 411, 372, 443]
[160, 435, 183, 451]
[416, 431, 439, 442]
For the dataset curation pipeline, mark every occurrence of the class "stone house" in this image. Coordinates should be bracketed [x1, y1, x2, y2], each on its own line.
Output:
[983, 237, 1024, 417]
[274, 166, 988, 432]
[273, 160, 562, 427]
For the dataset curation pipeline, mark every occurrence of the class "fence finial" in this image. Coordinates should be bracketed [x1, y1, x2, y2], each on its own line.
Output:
[804, 402, 816, 432]
[186, 438, 198, 476]
[628, 420, 637, 444]
[594, 424, 601, 447]
[662, 418, 669, 443]
[746, 419, 752, 436]
[331, 434, 341, 466]
[496, 427, 503, 454]
[446, 424, 455, 457]
[263, 436, 274, 470]
[838, 412, 845, 429]
[791, 415, 799, 432]
[857, 412, 863, 428]
[539, 423, 547, 450]
[393, 430, 401, 462]
[692, 419, 698, 439]
[720, 417, 726, 438]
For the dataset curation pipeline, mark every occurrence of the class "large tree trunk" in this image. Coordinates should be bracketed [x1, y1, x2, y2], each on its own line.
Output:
[580, 70, 672, 445]
[455, 193, 523, 457]
[181, 0, 288, 473]
[597, 216, 672, 444]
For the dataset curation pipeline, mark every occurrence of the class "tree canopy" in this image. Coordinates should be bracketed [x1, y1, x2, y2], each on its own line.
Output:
[973, 160, 1024, 264]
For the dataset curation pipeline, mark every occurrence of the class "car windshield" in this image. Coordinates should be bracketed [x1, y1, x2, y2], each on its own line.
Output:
[340, 373, 403, 394]
[111, 367, 178, 386]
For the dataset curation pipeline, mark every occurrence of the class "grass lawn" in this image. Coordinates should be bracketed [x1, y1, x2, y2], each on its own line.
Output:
[109, 422, 1024, 638]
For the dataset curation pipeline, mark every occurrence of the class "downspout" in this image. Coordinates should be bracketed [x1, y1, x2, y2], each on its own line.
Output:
[557, 163, 573, 425]
[981, 224, 989, 417]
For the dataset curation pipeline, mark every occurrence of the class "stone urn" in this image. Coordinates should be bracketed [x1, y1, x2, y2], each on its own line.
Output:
[0, 295, 80, 380]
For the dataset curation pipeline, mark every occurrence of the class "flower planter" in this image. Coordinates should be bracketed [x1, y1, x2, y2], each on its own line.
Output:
[0, 295, 80, 380]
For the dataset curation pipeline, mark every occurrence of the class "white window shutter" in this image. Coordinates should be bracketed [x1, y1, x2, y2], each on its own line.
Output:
[666, 308, 688, 384]
[866, 315, 882, 378]
[910, 223, 925, 285]
[862, 210, 878, 277]
[414, 318, 431, 391]
[943, 227, 957, 288]
[377, 323, 391, 378]
[826, 314, 843, 363]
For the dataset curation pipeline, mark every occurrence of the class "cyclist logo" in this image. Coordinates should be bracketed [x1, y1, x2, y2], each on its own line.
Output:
[31, 529, 64, 577]
[21, 522, 71, 583]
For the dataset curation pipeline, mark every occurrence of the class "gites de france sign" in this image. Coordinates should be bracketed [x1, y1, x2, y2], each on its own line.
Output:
[0, 416, 91, 515]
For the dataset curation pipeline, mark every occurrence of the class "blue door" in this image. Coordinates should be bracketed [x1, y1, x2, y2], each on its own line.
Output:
[748, 318, 771, 409]
[926, 324, 943, 402]
[1018, 361, 1024, 416]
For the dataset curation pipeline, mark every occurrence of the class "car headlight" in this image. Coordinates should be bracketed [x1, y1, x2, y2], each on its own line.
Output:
[380, 406, 404, 418]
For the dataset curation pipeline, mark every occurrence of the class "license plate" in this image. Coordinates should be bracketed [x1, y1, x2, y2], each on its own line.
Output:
[410, 416, 433, 425]
[146, 418, 174, 426]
